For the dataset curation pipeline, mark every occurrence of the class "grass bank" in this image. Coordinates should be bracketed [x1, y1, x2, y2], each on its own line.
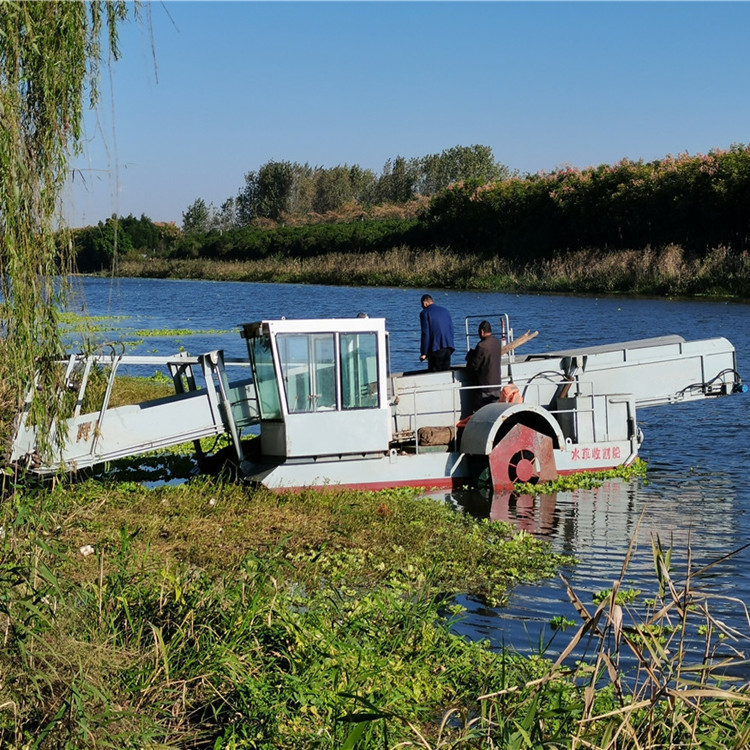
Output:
[3, 473, 749, 748]
[112, 244, 750, 299]
[0, 478, 568, 747]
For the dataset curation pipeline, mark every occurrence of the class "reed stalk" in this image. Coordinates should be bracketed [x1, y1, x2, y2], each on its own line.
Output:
[468, 525, 750, 749]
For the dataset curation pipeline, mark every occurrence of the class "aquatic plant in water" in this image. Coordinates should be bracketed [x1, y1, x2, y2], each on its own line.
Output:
[513, 458, 648, 495]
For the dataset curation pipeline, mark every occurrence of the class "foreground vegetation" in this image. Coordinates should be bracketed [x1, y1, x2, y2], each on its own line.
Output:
[0, 476, 566, 747]
[2, 470, 749, 748]
[112, 243, 750, 300]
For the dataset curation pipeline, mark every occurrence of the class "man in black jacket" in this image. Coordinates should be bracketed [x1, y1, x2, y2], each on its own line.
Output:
[465, 320, 503, 409]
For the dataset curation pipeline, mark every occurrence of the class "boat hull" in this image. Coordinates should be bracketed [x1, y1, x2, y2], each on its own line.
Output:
[240, 435, 639, 492]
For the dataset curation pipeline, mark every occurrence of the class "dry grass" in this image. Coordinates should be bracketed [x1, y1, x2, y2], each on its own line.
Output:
[524, 244, 750, 297]
[467, 525, 750, 749]
[115, 246, 510, 289]
[274, 196, 430, 226]
[113, 244, 750, 299]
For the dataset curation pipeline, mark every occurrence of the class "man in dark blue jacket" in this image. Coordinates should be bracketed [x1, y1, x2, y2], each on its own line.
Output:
[419, 294, 454, 371]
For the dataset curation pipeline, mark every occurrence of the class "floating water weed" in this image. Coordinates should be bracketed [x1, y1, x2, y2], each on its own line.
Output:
[592, 587, 641, 606]
[514, 459, 648, 496]
[550, 615, 578, 632]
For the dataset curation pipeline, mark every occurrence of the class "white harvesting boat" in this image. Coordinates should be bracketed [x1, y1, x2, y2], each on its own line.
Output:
[10, 314, 745, 492]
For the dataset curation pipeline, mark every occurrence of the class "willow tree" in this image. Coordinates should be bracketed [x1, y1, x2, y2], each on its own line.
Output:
[0, 1, 130, 456]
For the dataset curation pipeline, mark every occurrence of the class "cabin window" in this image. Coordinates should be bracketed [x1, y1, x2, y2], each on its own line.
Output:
[277, 333, 336, 413]
[340, 332, 379, 409]
[248, 333, 282, 420]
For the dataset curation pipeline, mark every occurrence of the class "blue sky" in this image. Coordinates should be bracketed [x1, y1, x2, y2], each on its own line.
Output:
[64, 1, 750, 227]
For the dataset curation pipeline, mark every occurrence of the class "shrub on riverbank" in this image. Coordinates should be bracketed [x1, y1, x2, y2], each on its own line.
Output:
[74, 145, 750, 286]
[424, 145, 750, 259]
[112, 243, 750, 299]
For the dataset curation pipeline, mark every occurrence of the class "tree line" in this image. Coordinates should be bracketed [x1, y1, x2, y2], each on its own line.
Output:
[181, 144, 507, 232]
[424, 144, 750, 259]
[71, 143, 750, 272]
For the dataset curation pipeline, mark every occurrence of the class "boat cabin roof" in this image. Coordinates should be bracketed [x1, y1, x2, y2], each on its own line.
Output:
[241, 317, 387, 338]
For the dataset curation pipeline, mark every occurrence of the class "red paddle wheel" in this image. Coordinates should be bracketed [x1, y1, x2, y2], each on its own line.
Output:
[488, 423, 558, 491]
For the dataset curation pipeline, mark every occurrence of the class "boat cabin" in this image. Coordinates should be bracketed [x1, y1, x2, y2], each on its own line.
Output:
[241, 318, 392, 460]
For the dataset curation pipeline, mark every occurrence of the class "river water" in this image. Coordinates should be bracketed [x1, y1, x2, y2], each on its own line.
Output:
[69, 276, 750, 672]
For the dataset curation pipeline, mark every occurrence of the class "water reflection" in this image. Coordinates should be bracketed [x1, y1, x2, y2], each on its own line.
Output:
[456, 474, 740, 571]
[447, 477, 750, 677]
[462, 489, 560, 537]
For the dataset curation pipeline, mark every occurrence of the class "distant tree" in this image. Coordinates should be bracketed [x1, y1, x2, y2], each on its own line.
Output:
[236, 173, 256, 226]
[119, 213, 161, 251]
[376, 156, 419, 203]
[349, 164, 378, 206]
[418, 144, 509, 195]
[214, 198, 238, 232]
[312, 165, 356, 214]
[156, 221, 182, 249]
[74, 216, 134, 272]
[182, 198, 212, 233]
[226, 146, 505, 222]
[288, 163, 316, 217]
[237, 160, 295, 223]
